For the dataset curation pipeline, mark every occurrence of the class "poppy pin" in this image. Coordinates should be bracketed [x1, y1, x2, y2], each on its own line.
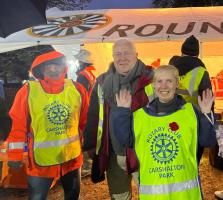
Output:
[169, 122, 179, 131]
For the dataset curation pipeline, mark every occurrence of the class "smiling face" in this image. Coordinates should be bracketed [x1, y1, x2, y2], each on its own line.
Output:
[112, 40, 137, 76]
[153, 65, 179, 103]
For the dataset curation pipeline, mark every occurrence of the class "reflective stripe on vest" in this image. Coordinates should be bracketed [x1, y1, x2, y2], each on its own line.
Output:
[28, 80, 82, 166]
[140, 178, 199, 195]
[34, 135, 79, 148]
[177, 67, 205, 106]
[133, 103, 202, 200]
[8, 142, 24, 150]
[96, 84, 104, 155]
[144, 84, 155, 102]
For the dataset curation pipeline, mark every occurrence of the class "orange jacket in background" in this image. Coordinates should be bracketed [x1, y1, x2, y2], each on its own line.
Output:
[211, 77, 223, 99]
[77, 65, 96, 96]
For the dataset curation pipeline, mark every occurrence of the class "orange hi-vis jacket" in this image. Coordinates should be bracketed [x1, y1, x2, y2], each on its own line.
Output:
[77, 65, 96, 96]
[6, 51, 89, 178]
[211, 77, 223, 99]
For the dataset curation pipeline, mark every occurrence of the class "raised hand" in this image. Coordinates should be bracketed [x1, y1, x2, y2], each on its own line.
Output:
[198, 88, 214, 113]
[115, 89, 132, 108]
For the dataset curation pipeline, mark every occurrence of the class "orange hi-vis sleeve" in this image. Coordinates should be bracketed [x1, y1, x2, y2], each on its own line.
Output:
[7, 84, 29, 161]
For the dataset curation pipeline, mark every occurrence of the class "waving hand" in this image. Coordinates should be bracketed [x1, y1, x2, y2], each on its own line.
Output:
[198, 88, 214, 113]
[115, 89, 132, 108]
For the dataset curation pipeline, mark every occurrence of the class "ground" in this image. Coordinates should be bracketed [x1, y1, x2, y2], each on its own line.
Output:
[1, 150, 223, 200]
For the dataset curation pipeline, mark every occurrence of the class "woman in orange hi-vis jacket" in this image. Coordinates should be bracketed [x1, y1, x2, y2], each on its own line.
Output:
[6, 51, 89, 200]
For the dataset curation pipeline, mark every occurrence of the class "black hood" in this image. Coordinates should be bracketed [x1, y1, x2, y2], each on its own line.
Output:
[169, 56, 206, 76]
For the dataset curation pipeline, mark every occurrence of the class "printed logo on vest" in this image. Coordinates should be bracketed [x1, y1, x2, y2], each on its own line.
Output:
[150, 133, 179, 164]
[45, 101, 70, 125]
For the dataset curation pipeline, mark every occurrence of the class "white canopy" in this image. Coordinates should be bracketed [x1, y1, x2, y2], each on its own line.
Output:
[1, 6, 223, 51]
[1, 6, 223, 77]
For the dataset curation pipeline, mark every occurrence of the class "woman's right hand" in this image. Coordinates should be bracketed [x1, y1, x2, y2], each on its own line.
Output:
[115, 89, 132, 108]
[198, 88, 214, 113]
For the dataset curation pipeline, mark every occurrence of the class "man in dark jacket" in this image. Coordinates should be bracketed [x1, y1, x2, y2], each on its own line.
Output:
[169, 35, 213, 163]
[169, 35, 212, 99]
[83, 39, 153, 200]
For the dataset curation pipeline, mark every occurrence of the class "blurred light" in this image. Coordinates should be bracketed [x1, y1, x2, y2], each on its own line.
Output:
[67, 59, 79, 81]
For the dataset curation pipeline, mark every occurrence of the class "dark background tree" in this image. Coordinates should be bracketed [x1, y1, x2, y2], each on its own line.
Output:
[153, 0, 223, 7]
[47, 0, 92, 10]
[0, 45, 54, 83]
[0, 45, 54, 141]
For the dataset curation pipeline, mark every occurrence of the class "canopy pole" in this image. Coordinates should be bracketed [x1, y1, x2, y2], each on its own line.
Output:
[200, 41, 203, 60]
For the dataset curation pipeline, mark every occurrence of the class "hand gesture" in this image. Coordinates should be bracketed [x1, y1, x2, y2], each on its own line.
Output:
[198, 88, 214, 113]
[115, 89, 132, 108]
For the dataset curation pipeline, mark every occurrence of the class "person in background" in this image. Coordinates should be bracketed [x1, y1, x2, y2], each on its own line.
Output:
[214, 117, 223, 200]
[76, 49, 96, 96]
[6, 51, 88, 200]
[214, 105, 223, 200]
[112, 65, 216, 200]
[83, 39, 154, 199]
[0, 72, 23, 142]
[75, 49, 96, 177]
[211, 69, 223, 99]
[169, 35, 213, 163]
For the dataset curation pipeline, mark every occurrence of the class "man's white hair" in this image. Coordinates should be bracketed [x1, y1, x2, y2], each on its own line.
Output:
[112, 39, 136, 53]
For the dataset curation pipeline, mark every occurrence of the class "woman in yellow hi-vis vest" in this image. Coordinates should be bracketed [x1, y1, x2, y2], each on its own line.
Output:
[111, 65, 216, 200]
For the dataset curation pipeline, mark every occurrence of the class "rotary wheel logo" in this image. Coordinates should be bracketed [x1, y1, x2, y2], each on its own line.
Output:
[28, 13, 110, 37]
[46, 103, 70, 125]
[150, 133, 179, 164]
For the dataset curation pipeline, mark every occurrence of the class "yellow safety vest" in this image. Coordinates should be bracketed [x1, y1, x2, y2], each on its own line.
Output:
[95, 84, 104, 155]
[133, 103, 202, 200]
[144, 84, 155, 102]
[28, 80, 82, 166]
[177, 67, 206, 106]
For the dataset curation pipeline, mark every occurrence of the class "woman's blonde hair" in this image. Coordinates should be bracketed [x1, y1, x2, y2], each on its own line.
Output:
[153, 65, 179, 83]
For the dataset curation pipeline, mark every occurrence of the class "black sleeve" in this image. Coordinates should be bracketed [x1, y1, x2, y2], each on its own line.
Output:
[82, 82, 99, 151]
[198, 71, 215, 111]
[110, 107, 134, 148]
[193, 106, 217, 147]
[198, 71, 212, 96]
[76, 75, 90, 93]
